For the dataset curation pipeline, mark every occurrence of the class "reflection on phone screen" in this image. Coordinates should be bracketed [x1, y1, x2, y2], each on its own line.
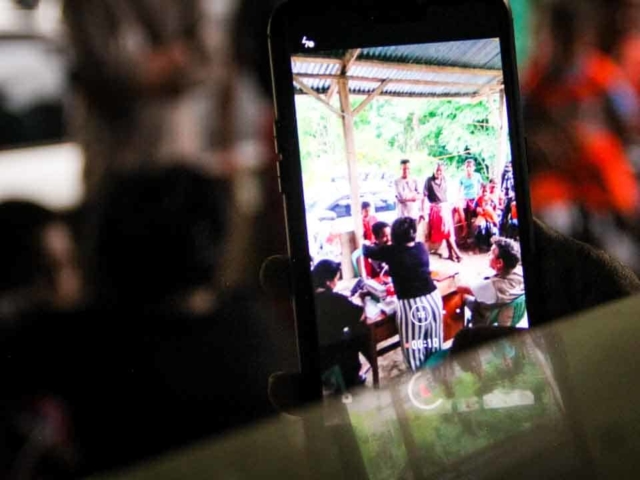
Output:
[341, 334, 572, 479]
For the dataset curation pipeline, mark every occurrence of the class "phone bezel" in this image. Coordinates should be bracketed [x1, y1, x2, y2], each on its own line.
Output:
[268, 0, 536, 395]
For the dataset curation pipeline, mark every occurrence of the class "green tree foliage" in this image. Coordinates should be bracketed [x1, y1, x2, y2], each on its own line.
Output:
[295, 94, 502, 190]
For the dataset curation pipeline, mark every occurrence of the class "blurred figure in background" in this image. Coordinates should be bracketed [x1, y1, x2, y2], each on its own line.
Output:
[0, 201, 82, 479]
[2, 167, 290, 476]
[0, 201, 82, 325]
[64, 0, 287, 295]
[523, 0, 640, 273]
[63, 0, 223, 198]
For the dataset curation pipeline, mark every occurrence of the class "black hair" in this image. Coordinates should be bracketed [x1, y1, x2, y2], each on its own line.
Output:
[391, 217, 417, 245]
[311, 260, 341, 289]
[400, 159, 411, 165]
[493, 237, 521, 272]
[361, 201, 371, 210]
[371, 221, 390, 241]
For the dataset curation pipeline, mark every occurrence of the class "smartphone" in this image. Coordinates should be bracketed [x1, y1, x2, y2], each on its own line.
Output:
[269, 0, 535, 403]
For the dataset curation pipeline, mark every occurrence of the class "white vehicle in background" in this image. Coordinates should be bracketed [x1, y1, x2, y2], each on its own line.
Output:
[306, 191, 397, 261]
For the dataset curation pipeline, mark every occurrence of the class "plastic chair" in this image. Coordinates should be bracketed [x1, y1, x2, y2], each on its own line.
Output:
[322, 365, 347, 395]
[488, 294, 527, 327]
[351, 248, 363, 277]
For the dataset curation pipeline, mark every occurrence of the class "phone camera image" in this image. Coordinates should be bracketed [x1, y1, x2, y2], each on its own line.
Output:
[268, 2, 576, 478]
[292, 37, 528, 398]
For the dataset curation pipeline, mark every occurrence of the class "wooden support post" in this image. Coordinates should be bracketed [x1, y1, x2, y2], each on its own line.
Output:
[327, 49, 360, 103]
[338, 77, 363, 258]
[495, 90, 508, 180]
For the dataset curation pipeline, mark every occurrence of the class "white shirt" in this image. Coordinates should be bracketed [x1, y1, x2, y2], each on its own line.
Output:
[394, 177, 421, 218]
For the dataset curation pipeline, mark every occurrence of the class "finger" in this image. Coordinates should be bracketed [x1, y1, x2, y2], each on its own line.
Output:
[259, 255, 292, 300]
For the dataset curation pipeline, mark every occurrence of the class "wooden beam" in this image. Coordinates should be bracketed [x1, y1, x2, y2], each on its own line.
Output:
[343, 49, 361, 73]
[294, 91, 480, 101]
[478, 81, 503, 96]
[340, 58, 501, 78]
[325, 81, 339, 102]
[338, 78, 363, 253]
[297, 73, 486, 90]
[326, 49, 361, 102]
[352, 79, 391, 116]
[292, 55, 342, 66]
[497, 90, 509, 179]
[293, 76, 344, 117]
[362, 93, 476, 101]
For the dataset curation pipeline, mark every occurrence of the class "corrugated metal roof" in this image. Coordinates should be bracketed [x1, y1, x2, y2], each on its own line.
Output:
[292, 39, 503, 98]
[358, 39, 502, 70]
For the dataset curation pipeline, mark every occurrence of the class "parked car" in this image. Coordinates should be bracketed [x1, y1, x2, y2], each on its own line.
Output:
[306, 191, 397, 261]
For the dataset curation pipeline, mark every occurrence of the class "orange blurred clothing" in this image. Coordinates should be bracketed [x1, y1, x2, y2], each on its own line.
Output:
[524, 49, 639, 217]
[529, 124, 638, 216]
[475, 196, 499, 226]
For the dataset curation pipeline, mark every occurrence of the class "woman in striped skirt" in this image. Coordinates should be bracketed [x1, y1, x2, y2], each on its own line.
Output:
[363, 217, 443, 371]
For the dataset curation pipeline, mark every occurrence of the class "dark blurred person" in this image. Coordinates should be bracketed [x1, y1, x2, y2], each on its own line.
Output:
[0, 201, 82, 324]
[312, 260, 371, 390]
[2, 167, 289, 476]
[0, 201, 82, 478]
[63, 0, 221, 199]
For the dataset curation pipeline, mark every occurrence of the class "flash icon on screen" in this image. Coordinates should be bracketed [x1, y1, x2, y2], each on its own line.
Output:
[301, 36, 315, 49]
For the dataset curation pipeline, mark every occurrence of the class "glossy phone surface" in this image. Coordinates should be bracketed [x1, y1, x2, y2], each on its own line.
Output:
[269, 0, 535, 409]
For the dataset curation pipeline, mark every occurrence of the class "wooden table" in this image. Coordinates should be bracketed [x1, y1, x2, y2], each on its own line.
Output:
[366, 270, 465, 387]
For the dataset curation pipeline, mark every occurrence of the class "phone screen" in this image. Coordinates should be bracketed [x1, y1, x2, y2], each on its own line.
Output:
[288, 36, 532, 394]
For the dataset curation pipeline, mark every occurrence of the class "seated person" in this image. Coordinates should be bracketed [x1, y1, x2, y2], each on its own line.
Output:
[364, 221, 391, 278]
[312, 260, 371, 389]
[459, 158, 483, 240]
[456, 237, 525, 326]
[473, 186, 499, 251]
